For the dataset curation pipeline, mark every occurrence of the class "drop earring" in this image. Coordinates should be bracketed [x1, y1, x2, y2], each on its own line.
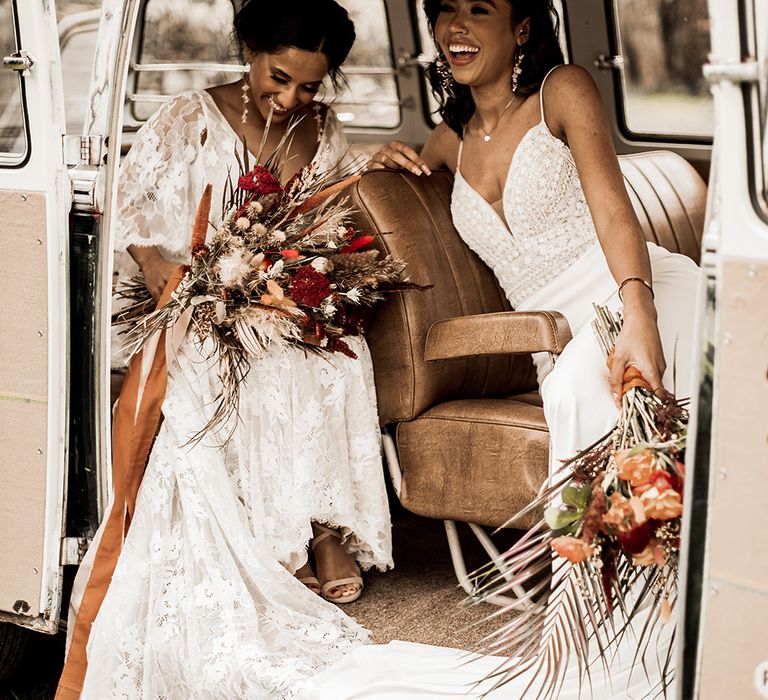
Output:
[435, 51, 456, 99]
[241, 66, 251, 124]
[511, 49, 524, 94]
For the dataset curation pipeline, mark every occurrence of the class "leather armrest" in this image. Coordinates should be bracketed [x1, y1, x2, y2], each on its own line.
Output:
[424, 311, 573, 361]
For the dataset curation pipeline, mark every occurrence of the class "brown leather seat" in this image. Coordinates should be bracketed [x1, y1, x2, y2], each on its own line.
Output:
[348, 151, 706, 535]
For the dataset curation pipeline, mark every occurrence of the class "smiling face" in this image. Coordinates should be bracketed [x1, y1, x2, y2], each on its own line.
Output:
[434, 0, 528, 91]
[245, 47, 330, 123]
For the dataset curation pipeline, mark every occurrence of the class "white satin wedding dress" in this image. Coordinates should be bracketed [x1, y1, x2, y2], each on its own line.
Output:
[72, 91, 393, 698]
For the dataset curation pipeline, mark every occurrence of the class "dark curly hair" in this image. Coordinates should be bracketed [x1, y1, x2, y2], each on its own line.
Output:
[422, 0, 564, 136]
[234, 0, 355, 89]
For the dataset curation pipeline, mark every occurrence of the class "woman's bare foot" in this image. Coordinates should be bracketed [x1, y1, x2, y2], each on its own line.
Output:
[295, 561, 320, 595]
[311, 524, 363, 602]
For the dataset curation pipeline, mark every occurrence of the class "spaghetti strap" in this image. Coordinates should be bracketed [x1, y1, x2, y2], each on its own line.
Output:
[456, 139, 464, 171]
[539, 64, 563, 127]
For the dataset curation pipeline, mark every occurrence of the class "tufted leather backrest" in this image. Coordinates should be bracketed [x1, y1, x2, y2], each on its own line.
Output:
[349, 150, 706, 426]
[619, 151, 705, 263]
[349, 170, 537, 425]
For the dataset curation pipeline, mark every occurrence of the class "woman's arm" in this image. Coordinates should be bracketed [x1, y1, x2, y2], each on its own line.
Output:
[127, 245, 180, 302]
[116, 92, 205, 300]
[545, 65, 666, 402]
[367, 122, 457, 175]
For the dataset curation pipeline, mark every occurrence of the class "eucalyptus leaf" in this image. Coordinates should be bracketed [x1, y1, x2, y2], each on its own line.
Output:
[562, 483, 592, 511]
[545, 507, 581, 531]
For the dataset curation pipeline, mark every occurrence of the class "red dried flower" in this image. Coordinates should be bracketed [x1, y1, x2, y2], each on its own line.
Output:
[238, 166, 282, 196]
[617, 519, 655, 554]
[290, 266, 331, 308]
[340, 235, 375, 254]
[326, 336, 358, 359]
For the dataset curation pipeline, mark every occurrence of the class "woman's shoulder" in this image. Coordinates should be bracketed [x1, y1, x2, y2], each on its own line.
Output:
[421, 122, 460, 172]
[541, 64, 601, 108]
[146, 90, 208, 128]
[540, 64, 604, 129]
[542, 64, 597, 91]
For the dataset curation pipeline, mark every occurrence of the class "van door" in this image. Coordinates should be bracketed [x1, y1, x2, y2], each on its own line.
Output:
[0, 0, 69, 632]
[678, 0, 768, 697]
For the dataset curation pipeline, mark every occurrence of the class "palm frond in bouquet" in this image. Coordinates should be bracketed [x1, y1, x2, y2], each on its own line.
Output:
[470, 304, 687, 698]
[113, 123, 426, 441]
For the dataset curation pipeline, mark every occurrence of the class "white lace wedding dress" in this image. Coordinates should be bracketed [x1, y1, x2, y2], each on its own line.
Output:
[308, 67, 701, 698]
[74, 91, 392, 698]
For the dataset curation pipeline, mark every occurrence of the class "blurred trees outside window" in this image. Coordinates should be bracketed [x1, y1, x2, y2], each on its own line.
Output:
[134, 0, 399, 128]
[132, 0, 237, 120]
[332, 0, 399, 129]
[616, 0, 713, 137]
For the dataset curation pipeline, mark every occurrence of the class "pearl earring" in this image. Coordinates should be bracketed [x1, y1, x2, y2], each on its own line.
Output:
[511, 49, 524, 93]
[241, 66, 251, 124]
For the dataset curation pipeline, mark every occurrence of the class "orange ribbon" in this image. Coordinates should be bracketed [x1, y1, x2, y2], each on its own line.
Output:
[606, 349, 654, 395]
[56, 185, 212, 699]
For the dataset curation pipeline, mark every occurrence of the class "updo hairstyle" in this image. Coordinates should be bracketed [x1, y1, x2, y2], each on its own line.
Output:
[234, 0, 356, 89]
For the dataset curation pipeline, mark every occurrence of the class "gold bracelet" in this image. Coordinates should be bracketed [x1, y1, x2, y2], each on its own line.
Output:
[618, 276, 654, 302]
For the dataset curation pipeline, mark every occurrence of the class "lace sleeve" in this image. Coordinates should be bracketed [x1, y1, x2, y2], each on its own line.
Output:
[315, 106, 359, 173]
[114, 91, 207, 255]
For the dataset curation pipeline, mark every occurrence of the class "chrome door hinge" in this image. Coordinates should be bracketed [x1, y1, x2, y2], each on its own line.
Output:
[594, 54, 624, 72]
[63, 135, 105, 166]
[64, 135, 106, 213]
[2, 50, 34, 75]
[703, 59, 762, 84]
[60, 537, 91, 566]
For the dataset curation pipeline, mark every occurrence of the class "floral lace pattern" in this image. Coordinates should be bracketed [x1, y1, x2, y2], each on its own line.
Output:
[452, 121, 599, 310]
[83, 332, 389, 698]
[87, 92, 392, 697]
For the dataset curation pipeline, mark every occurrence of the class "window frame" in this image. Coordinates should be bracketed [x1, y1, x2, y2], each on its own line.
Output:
[740, 0, 768, 223]
[0, 0, 32, 169]
[607, 0, 714, 147]
[124, 0, 405, 133]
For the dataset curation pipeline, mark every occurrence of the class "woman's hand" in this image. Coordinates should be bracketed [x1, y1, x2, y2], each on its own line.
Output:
[608, 293, 667, 406]
[128, 245, 180, 302]
[368, 141, 432, 177]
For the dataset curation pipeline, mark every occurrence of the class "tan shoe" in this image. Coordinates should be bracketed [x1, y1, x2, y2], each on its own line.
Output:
[311, 525, 364, 604]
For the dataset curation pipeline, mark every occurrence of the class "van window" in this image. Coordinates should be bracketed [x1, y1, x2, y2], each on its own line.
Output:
[758, 0, 768, 210]
[58, 6, 100, 134]
[0, 0, 28, 163]
[132, 0, 239, 122]
[129, 0, 399, 130]
[613, 0, 713, 140]
[332, 0, 400, 129]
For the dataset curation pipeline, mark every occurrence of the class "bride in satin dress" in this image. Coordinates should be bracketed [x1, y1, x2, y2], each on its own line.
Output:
[58, 2, 394, 698]
[347, 0, 700, 697]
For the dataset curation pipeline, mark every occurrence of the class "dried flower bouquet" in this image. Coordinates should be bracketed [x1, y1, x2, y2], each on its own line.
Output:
[473, 304, 687, 698]
[114, 129, 420, 439]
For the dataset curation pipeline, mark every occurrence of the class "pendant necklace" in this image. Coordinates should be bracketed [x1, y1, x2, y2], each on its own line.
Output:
[479, 95, 517, 142]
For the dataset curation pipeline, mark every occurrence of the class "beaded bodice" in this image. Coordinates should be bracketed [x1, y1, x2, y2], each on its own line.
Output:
[451, 86, 599, 309]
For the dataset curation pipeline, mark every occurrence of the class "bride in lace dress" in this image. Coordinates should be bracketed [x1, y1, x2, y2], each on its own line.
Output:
[57, 2, 392, 698]
[360, 0, 700, 697]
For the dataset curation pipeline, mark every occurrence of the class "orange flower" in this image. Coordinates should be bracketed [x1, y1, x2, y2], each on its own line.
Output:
[640, 484, 683, 520]
[632, 539, 667, 567]
[551, 536, 594, 563]
[614, 448, 656, 488]
[260, 280, 297, 308]
[603, 492, 646, 533]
